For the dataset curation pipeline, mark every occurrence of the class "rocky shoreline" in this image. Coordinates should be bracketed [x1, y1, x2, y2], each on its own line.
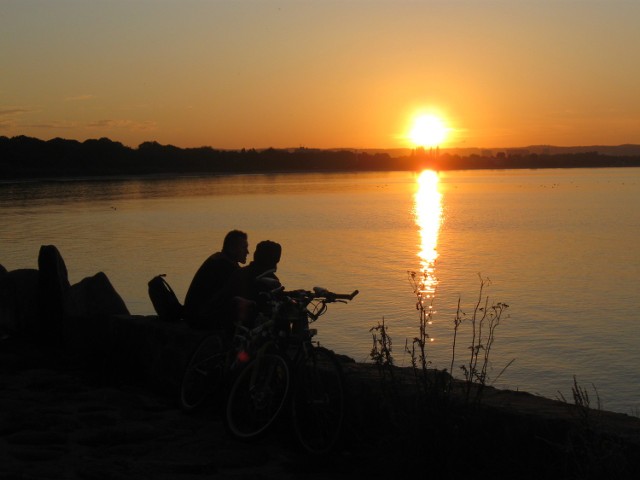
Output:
[3, 246, 640, 478]
[3, 328, 640, 479]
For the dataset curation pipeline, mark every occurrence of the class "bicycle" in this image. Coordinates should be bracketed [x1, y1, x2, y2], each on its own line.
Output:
[180, 268, 287, 412]
[179, 332, 228, 411]
[224, 336, 290, 439]
[224, 285, 359, 454]
[179, 292, 282, 412]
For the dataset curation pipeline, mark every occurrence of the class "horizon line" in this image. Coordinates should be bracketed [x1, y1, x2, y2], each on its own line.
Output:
[3, 134, 640, 153]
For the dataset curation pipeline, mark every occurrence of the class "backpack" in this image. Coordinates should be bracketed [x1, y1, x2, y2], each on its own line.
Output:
[148, 274, 183, 322]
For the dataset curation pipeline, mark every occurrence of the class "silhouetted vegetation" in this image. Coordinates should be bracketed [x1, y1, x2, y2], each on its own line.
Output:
[2, 135, 640, 180]
[362, 274, 640, 479]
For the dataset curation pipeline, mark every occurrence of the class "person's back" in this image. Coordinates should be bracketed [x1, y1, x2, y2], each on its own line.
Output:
[183, 230, 249, 330]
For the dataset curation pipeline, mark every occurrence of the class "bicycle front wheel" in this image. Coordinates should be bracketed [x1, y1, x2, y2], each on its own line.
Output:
[180, 334, 226, 411]
[226, 353, 290, 439]
[291, 346, 345, 455]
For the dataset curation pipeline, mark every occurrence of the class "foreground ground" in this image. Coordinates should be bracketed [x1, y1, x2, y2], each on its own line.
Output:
[1, 337, 367, 480]
[2, 335, 640, 479]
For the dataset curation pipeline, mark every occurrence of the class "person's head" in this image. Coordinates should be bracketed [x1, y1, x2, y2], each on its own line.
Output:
[222, 230, 249, 264]
[252, 240, 282, 271]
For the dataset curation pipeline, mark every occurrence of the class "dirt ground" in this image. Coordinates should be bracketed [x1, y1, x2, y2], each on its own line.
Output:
[0, 337, 370, 480]
[2, 335, 640, 479]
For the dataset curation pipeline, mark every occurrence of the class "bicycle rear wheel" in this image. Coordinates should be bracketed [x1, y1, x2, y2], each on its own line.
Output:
[291, 346, 345, 455]
[226, 353, 290, 439]
[180, 334, 226, 411]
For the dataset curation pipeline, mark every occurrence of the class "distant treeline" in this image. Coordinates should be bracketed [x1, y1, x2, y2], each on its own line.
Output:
[2, 135, 640, 180]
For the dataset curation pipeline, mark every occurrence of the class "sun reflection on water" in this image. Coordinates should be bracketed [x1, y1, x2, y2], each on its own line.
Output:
[414, 170, 443, 302]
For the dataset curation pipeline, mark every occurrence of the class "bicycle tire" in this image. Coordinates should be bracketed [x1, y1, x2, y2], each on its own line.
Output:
[180, 334, 226, 411]
[226, 353, 290, 439]
[291, 346, 345, 455]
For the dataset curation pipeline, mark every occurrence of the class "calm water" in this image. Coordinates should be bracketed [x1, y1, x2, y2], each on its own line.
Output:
[1, 168, 639, 414]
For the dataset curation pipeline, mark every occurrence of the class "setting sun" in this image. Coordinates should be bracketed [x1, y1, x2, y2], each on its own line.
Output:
[409, 115, 448, 148]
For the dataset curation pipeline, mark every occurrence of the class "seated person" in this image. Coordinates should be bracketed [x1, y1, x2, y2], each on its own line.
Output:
[183, 230, 249, 330]
[222, 240, 283, 337]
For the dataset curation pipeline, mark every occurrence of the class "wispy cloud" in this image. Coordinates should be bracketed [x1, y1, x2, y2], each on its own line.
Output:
[27, 121, 79, 129]
[0, 108, 30, 116]
[0, 107, 30, 130]
[64, 94, 96, 102]
[87, 119, 157, 131]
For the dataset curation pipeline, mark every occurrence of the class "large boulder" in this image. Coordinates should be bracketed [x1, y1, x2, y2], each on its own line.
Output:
[63, 271, 130, 354]
[0, 268, 40, 335]
[65, 271, 129, 318]
[37, 245, 71, 341]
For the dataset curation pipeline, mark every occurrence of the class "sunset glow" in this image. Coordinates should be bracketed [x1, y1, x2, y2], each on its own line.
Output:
[408, 115, 449, 148]
[2, 2, 639, 149]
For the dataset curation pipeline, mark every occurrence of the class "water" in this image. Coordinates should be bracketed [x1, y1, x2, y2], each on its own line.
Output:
[1, 168, 639, 414]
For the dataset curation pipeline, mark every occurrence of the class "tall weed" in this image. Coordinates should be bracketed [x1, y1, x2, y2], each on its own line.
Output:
[404, 271, 511, 404]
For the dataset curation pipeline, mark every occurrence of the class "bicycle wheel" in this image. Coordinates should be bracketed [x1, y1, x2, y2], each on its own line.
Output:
[226, 353, 290, 439]
[180, 334, 226, 411]
[291, 346, 345, 455]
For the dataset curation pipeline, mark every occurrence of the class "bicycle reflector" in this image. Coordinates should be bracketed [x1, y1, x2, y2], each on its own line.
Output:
[237, 350, 250, 363]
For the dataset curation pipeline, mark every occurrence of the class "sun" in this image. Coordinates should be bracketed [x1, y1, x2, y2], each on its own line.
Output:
[408, 114, 448, 148]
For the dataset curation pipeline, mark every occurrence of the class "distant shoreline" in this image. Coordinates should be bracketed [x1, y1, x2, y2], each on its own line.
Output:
[2, 135, 640, 180]
[3, 164, 640, 187]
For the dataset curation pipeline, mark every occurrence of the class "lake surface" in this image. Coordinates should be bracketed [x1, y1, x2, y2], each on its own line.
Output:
[1, 168, 639, 414]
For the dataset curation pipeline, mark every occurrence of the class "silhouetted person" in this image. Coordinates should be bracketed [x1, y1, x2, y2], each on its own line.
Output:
[222, 240, 283, 337]
[183, 230, 249, 330]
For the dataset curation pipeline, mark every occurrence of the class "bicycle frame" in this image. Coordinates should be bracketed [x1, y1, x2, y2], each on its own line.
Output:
[224, 284, 358, 449]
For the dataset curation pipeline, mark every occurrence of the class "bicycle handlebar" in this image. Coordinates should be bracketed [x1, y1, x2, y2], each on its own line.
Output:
[312, 287, 359, 301]
[282, 287, 359, 303]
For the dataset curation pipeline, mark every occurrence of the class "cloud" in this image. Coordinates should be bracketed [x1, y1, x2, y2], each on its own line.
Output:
[65, 94, 96, 102]
[0, 107, 157, 135]
[27, 121, 79, 129]
[0, 108, 30, 116]
[0, 107, 30, 130]
[87, 119, 157, 131]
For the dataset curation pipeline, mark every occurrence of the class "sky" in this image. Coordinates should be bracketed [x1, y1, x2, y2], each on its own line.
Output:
[2, 0, 640, 150]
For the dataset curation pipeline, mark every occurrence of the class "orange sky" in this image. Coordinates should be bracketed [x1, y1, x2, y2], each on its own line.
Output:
[3, 0, 639, 150]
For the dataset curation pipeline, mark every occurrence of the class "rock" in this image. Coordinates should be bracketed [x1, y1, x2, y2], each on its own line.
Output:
[64, 271, 129, 318]
[0, 268, 40, 335]
[37, 245, 71, 341]
[62, 271, 130, 356]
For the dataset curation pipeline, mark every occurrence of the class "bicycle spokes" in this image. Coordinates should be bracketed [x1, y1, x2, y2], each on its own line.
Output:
[226, 354, 290, 439]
